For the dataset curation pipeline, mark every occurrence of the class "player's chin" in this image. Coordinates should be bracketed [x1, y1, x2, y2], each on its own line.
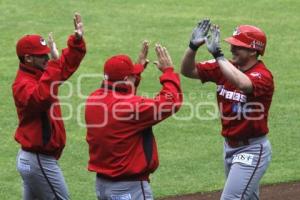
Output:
[231, 55, 239, 65]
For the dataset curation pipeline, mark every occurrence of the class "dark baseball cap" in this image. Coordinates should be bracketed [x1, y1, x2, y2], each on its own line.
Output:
[16, 34, 50, 56]
[104, 54, 144, 81]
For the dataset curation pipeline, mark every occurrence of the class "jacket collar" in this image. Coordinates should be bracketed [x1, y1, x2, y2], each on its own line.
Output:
[101, 80, 135, 95]
[19, 63, 44, 79]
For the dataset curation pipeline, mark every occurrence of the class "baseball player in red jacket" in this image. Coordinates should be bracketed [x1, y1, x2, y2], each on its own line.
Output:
[12, 13, 86, 200]
[181, 19, 274, 200]
[85, 42, 182, 200]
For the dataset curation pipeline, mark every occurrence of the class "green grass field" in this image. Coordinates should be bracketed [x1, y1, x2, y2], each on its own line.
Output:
[1, 0, 300, 199]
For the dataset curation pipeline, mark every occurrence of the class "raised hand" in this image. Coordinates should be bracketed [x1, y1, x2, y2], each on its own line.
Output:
[137, 40, 150, 68]
[48, 32, 59, 60]
[206, 25, 224, 59]
[189, 18, 211, 51]
[74, 12, 84, 39]
[154, 43, 173, 72]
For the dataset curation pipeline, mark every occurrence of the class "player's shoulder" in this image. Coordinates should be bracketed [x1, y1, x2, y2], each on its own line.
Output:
[13, 73, 36, 89]
[254, 60, 273, 75]
[86, 89, 101, 99]
[249, 60, 273, 80]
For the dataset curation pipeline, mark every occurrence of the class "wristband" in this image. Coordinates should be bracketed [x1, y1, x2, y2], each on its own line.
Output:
[189, 41, 199, 51]
[212, 48, 224, 59]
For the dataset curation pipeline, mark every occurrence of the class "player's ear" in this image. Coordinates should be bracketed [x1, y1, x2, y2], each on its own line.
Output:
[24, 54, 33, 63]
[125, 75, 137, 86]
[249, 50, 257, 58]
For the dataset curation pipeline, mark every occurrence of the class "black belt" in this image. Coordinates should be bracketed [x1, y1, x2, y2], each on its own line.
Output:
[226, 139, 250, 148]
[225, 134, 266, 148]
[96, 173, 149, 182]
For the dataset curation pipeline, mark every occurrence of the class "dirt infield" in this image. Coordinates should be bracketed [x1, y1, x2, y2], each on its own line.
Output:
[159, 182, 300, 200]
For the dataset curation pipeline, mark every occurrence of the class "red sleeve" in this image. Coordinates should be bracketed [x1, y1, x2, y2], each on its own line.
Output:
[13, 60, 62, 111]
[196, 60, 223, 84]
[59, 35, 86, 81]
[246, 70, 274, 97]
[126, 68, 182, 128]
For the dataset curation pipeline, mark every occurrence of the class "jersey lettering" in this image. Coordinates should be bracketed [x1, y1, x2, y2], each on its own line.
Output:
[217, 85, 247, 103]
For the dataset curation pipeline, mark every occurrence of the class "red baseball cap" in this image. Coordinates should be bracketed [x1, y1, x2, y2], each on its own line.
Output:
[225, 25, 267, 55]
[104, 55, 144, 81]
[16, 34, 50, 56]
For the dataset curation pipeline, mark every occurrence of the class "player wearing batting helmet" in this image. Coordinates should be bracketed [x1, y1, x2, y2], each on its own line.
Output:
[181, 19, 274, 200]
[85, 42, 182, 200]
[12, 13, 86, 200]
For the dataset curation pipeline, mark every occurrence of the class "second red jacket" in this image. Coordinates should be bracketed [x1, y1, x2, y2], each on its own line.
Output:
[85, 68, 182, 181]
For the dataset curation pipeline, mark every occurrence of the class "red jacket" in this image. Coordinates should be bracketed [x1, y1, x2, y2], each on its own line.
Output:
[85, 68, 182, 181]
[196, 60, 274, 140]
[12, 35, 86, 159]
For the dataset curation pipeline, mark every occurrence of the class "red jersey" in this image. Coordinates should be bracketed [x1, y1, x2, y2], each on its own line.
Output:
[196, 60, 274, 140]
[12, 35, 86, 159]
[85, 68, 182, 181]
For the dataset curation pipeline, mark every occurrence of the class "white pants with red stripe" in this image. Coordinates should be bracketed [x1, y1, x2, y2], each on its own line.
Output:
[221, 136, 272, 200]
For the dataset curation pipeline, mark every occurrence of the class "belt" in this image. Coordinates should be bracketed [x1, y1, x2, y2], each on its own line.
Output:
[96, 173, 149, 182]
[225, 135, 267, 148]
[21, 147, 56, 157]
[225, 139, 250, 148]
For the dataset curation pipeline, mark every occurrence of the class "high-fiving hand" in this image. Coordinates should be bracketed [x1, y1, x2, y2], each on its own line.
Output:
[74, 12, 84, 39]
[47, 12, 84, 60]
[154, 44, 173, 72]
[189, 19, 211, 51]
[137, 40, 150, 69]
[206, 25, 224, 59]
[48, 32, 59, 60]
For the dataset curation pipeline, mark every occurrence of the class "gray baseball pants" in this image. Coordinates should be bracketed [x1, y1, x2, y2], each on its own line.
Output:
[221, 136, 272, 200]
[16, 149, 70, 200]
[95, 175, 154, 200]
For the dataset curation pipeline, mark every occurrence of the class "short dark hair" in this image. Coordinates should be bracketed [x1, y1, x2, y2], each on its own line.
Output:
[256, 51, 260, 58]
[18, 56, 25, 64]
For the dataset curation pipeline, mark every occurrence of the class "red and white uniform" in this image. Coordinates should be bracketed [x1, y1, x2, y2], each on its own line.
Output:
[196, 60, 274, 140]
